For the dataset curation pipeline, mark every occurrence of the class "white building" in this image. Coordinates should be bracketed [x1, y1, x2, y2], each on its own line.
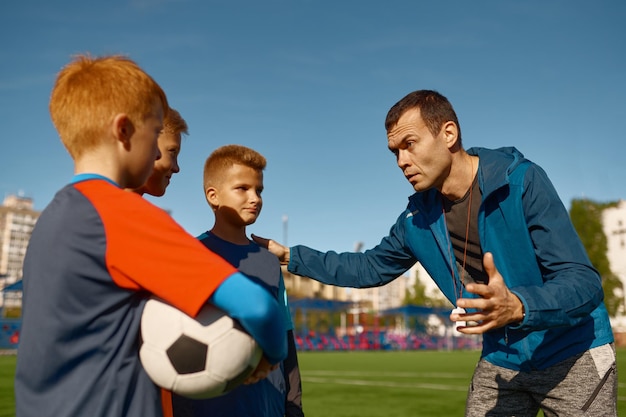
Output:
[0, 195, 40, 288]
[344, 275, 409, 312]
[602, 200, 626, 330]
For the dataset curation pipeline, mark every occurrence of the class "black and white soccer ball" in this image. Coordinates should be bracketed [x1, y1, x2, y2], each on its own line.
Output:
[139, 298, 263, 399]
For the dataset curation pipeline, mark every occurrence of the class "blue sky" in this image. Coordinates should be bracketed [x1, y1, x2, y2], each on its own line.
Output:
[1, 0, 625, 253]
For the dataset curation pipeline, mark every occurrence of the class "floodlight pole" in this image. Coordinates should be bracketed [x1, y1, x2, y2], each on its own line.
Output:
[282, 215, 288, 246]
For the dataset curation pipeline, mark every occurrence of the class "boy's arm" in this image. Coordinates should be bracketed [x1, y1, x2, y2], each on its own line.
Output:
[280, 275, 304, 416]
[209, 272, 288, 365]
[284, 329, 304, 417]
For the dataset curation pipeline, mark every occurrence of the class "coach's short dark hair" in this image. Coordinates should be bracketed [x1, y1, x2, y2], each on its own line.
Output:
[385, 90, 461, 145]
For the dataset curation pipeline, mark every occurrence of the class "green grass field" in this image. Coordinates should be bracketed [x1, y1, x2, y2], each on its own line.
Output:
[1, 349, 625, 416]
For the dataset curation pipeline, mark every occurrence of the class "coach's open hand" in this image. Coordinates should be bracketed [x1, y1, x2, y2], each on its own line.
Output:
[451, 252, 525, 334]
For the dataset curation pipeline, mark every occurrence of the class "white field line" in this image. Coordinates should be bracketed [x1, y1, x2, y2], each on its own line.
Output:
[302, 376, 468, 392]
[302, 370, 468, 392]
[303, 371, 626, 401]
[304, 370, 469, 379]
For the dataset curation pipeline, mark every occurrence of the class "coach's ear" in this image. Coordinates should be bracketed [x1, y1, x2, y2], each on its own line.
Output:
[441, 120, 459, 150]
[205, 187, 219, 211]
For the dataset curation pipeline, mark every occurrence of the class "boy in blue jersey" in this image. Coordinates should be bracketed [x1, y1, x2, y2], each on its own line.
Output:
[254, 90, 617, 416]
[15, 55, 286, 417]
[173, 144, 304, 417]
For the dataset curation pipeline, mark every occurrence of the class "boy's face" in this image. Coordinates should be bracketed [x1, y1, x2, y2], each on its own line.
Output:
[209, 163, 263, 228]
[126, 107, 164, 190]
[137, 131, 181, 197]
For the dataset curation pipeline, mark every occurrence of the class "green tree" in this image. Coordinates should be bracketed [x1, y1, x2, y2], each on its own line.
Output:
[569, 198, 623, 317]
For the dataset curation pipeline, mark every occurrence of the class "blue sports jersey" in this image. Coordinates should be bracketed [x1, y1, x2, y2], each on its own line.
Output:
[173, 232, 296, 417]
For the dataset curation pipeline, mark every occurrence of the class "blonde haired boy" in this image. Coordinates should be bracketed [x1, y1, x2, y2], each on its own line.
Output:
[134, 107, 188, 197]
[173, 145, 304, 417]
[15, 55, 286, 417]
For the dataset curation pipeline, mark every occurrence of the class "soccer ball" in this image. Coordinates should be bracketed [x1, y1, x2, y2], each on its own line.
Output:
[139, 298, 263, 399]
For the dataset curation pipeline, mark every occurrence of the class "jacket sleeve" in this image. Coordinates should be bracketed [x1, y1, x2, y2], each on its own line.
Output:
[287, 212, 417, 288]
[511, 164, 605, 330]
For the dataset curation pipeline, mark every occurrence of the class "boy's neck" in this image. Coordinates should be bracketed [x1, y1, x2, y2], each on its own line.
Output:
[74, 148, 125, 188]
[210, 223, 250, 245]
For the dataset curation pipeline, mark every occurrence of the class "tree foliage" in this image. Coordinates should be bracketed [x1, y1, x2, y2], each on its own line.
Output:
[570, 198, 623, 317]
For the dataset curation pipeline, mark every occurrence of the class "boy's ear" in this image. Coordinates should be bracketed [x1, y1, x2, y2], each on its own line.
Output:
[205, 187, 219, 208]
[112, 113, 135, 148]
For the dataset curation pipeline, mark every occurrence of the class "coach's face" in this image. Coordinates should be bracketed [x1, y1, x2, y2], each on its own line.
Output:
[387, 108, 455, 193]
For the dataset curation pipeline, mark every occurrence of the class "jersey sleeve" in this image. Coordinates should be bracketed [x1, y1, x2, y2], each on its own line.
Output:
[209, 272, 288, 364]
[75, 180, 238, 317]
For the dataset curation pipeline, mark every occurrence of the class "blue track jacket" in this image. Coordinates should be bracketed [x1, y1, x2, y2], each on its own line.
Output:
[288, 147, 613, 371]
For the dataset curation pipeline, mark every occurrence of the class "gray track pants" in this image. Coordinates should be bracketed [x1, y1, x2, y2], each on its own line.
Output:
[465, 343, 617, 417]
